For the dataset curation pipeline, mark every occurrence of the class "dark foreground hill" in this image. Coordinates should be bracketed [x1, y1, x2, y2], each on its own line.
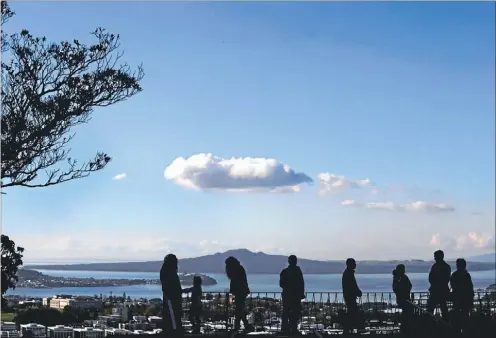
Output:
[25, 249, 496, 274]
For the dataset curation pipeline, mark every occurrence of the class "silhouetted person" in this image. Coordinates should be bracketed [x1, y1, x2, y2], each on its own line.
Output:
[280, 255, 305, 335]
[342, 258, 362, 335]
[225, 256, 253, 332]
[160, 254, 188, 336]
[450, 258, 474, 333]
[184, 276, 203, 334]
[392, 264, 412, 333]
[427, 250, 451, 321]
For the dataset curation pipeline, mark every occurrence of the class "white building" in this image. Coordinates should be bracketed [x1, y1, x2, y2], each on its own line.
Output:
[111, 306, 128, 322]
[19, 324, 46, 338]
[1, 331, 20, 338]
[49, 297, 102, 310]
[47, 326, 73, 338]
[1, 323, 17, 332]
[42, 298, 52, 307]
[1, 323, 20, 338]
[104, 329, 132, 336]
[72, 328, 103, 338]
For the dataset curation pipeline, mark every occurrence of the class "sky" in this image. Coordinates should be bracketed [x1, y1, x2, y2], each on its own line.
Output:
[1, 1, 495, 263]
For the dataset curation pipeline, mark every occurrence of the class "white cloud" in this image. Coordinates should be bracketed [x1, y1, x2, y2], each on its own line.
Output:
[451, 232, 495, 251]
[341, 200, 455, 212]
[113, 173, 127, 181]
[430, 233, 441, 246]
[318, 173, 372, 195]
[164, 153, 312, 192]
[430, 232, 495, 254]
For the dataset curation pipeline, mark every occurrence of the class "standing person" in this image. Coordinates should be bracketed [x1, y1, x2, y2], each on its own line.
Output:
[427, 250, 451, 321]
[450, 258, 474, 333]
[160, 254, 186, 337]
[225, 256, 253, 333]
[342, 258, 362, 335]
[185, 276, 203, 334]
[279, 255, 305, 335]
[392, 264, 412, 333]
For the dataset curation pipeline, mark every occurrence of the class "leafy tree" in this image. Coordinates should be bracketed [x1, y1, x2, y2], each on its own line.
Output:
[0, 0, 143, 297]
[1, 235, 24, 307]
[15, 307, 68, 326]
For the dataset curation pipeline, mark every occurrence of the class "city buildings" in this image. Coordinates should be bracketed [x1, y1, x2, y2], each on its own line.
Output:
[1, 322, 20, 338]
[19, 324, 46, 338]
[46, 326, 73, 338]
[49, 296, 102, 310]
[72, 328, 104, 338]
[104, 328, 133, 336]
[111, 306, 128, 322]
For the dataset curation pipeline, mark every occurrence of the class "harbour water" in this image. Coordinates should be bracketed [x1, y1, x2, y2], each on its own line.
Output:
[8, 269, 496, 299]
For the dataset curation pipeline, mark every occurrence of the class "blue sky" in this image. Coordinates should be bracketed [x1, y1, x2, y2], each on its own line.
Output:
[2, 1, 494, 263]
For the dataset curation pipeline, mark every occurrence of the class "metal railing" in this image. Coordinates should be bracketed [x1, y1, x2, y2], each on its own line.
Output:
[173, 291, 495, 335]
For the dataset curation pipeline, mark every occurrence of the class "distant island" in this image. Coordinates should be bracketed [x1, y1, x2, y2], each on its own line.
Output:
[24, 249, 496, 275]
[17, 269, 217, 288]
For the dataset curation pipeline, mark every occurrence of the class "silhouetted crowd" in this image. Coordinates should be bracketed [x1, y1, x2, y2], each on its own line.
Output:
[160, 249, 476, 336]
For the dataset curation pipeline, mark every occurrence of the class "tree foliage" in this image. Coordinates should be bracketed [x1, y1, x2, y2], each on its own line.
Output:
[15, 307, 80, 327]
[1, 235, 24, 306]
[0, 0, 143, 302]
[1, 1, 144, 189]
[1, 1, 14, 52]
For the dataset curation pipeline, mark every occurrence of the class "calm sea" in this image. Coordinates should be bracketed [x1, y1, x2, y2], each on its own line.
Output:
[8, 269, 496, 299]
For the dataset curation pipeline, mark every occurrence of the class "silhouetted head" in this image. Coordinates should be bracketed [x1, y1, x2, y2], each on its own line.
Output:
[394, 264, 405, 277]
[434, 250, 444, 262]
[346, 258, 356, 270]
[163, 254, 178, 272]
[288, 255, 297, 266]
[225, 256, 240, 278]
[193, 276, 202, 287]
[456, 258, 467, 271]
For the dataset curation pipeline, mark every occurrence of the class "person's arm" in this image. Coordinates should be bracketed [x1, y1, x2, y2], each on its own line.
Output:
[279, 270, 285, 289]
[407, 276, 412, 293]
[428, 266, 434, 285]
[354, 275, 362, 297]
[299, 269, 305, 296]
[468, 273, 475, 297]
[160, 266, 169, 299]
[392, 279, 398, 294]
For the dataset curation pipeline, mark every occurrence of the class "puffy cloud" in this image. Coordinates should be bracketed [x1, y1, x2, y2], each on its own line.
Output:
[318, 173, 373, 195]
[164, 153, 312, 192]
[341, 200, 455, 212]
[113, 173, 127, 181]
[430, 233, 441, 246]
[431, 232, 495, 253]
[451, 232, 495, 251]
